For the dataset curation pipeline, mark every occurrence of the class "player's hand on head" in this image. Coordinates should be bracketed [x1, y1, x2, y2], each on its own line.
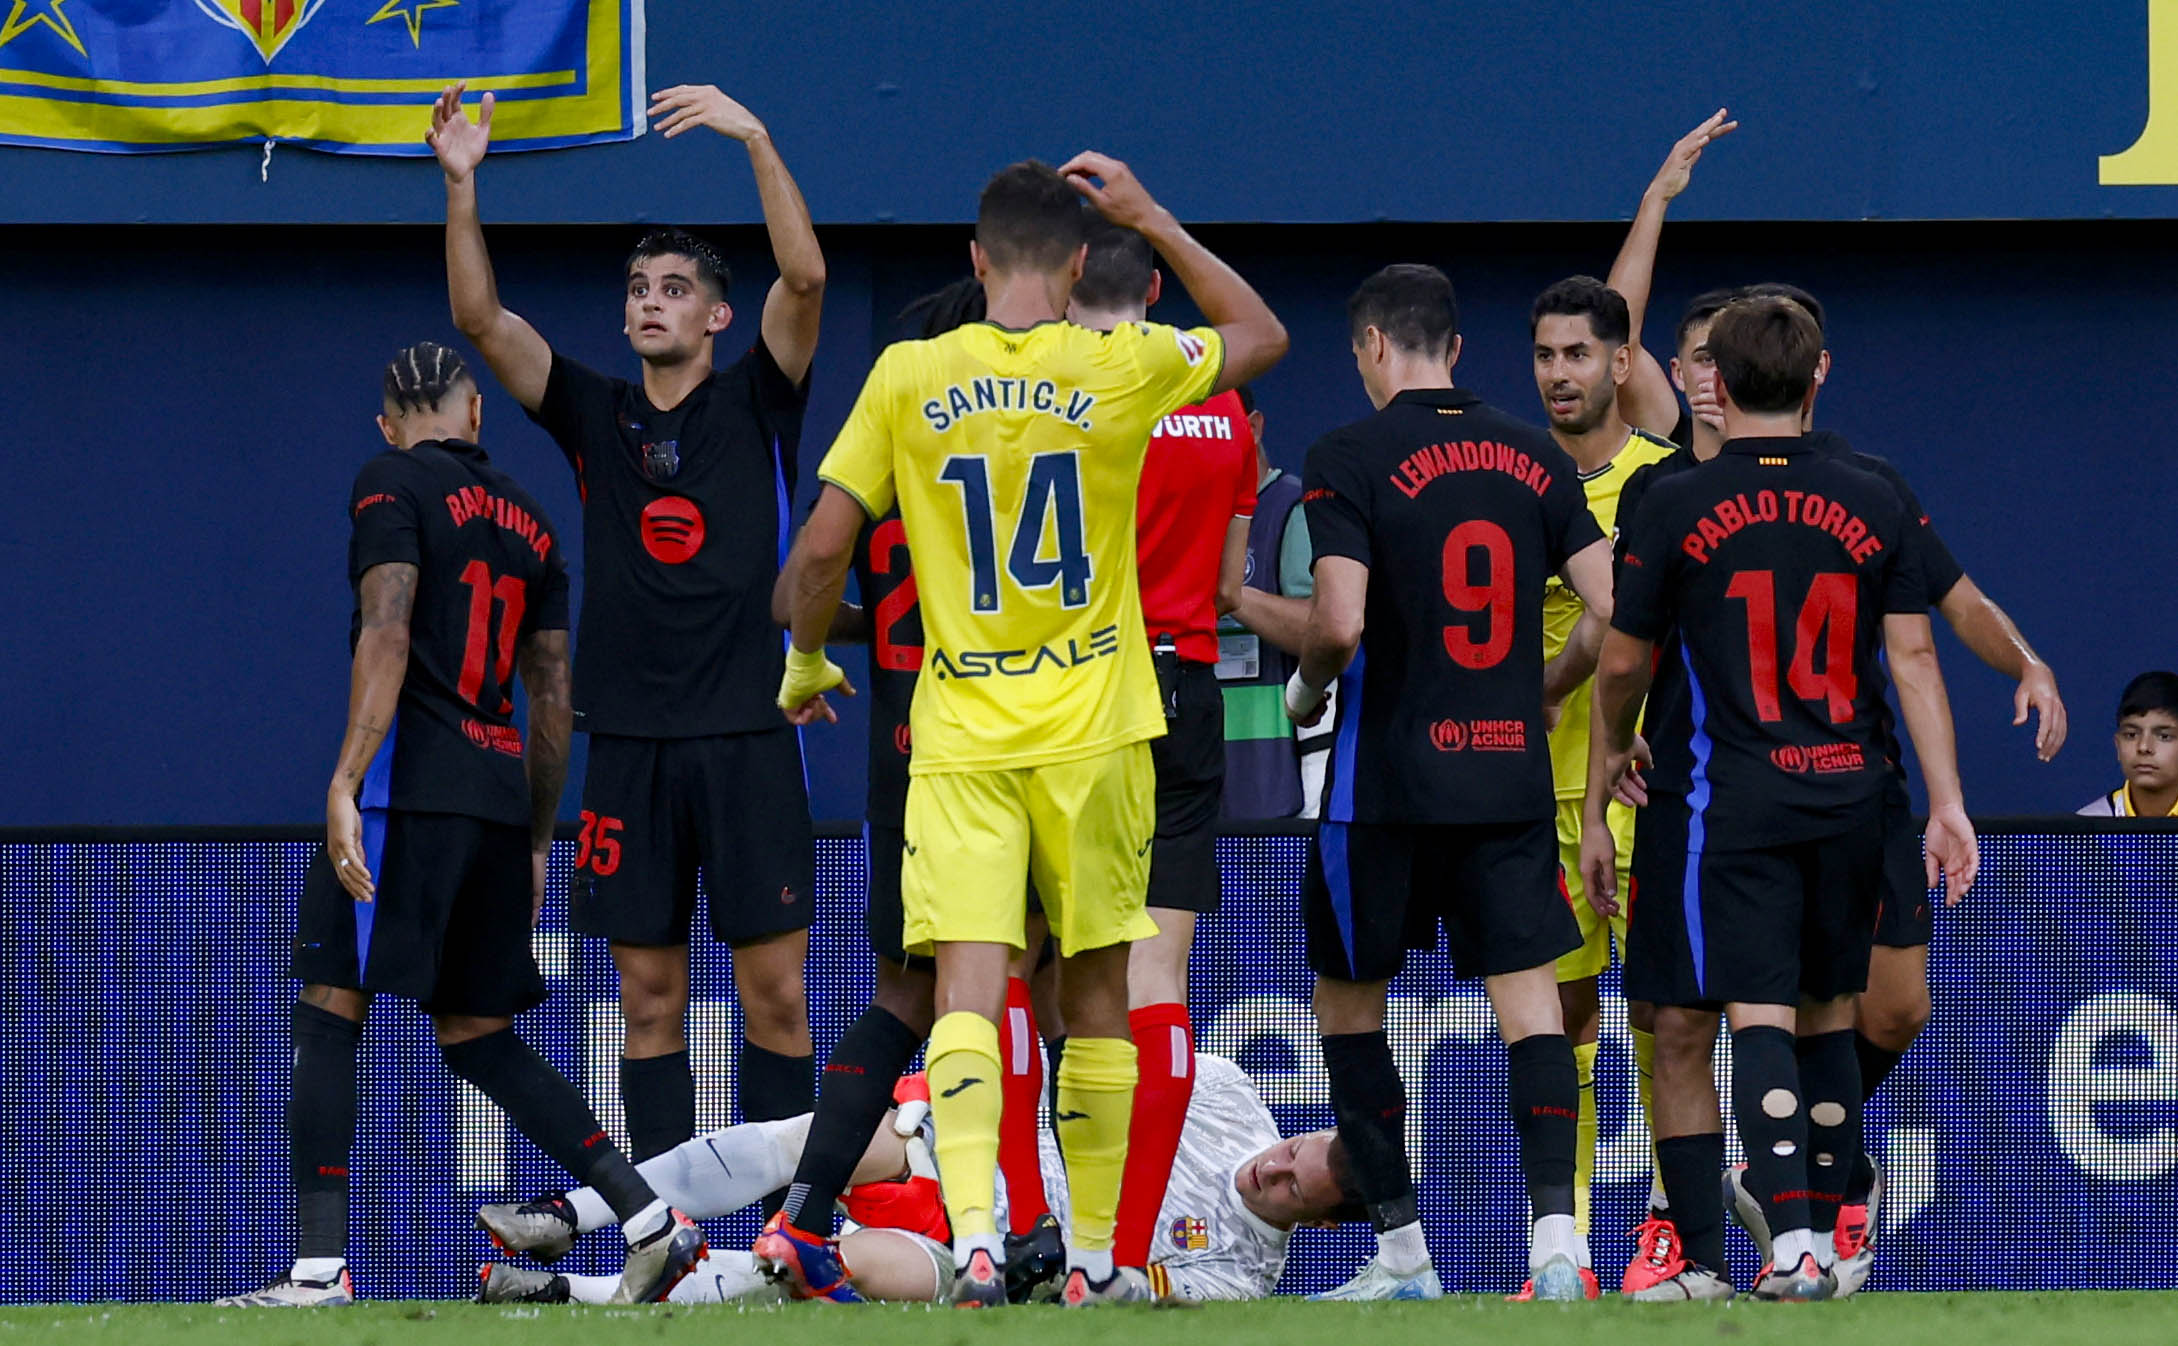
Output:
[2015, 663, 2067, 761]
[426, 82, 494, 181]
[326, 792, 375, 902]
[1923, 805, 1978, 905]
[1651, 107, 1737, 201]
[649, 85, 766, 142]
[1060, 151, 1165, 231]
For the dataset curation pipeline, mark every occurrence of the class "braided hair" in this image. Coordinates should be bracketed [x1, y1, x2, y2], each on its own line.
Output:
[382, 341, 472, 414]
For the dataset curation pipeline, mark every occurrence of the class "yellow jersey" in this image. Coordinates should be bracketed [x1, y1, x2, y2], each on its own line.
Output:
[819, 319, 1225, 774]
[1543, 427, 1679, 799]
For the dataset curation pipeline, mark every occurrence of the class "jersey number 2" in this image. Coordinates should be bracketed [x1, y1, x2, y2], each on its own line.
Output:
[457, 559, 527, 714]
[1441, 519, 1514, 669]
[1725, 570, 1858, 723]
[940, 452, 1092, 613]
[869, 518, 922, 672]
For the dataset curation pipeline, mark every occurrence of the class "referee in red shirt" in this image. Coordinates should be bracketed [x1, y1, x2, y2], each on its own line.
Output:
[1048, 220, 1257, 1278]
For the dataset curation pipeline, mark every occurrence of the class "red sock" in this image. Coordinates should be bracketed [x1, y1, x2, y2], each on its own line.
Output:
[1114, 1002, 1195, 1267]
[998, 977, 1050, 1232]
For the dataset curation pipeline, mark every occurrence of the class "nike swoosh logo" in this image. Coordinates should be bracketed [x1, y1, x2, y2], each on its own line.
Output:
[941, 1077, 984, 1098]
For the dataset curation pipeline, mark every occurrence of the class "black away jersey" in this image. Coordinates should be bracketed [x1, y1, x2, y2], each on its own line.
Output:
[851, 508, 921, 827]
[345, 440, 570, 826]
[1305, 387, 1604, 825]
[1613, 436, 1927, 844]
[528, 340, 806, 738]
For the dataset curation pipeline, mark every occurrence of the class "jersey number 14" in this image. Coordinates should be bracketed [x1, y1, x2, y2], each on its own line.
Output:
[1726, 570, 1858, 723]
[940, 452, 1092, 613]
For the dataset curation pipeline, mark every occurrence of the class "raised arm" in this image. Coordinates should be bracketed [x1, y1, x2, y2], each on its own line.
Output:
[1935, 574, 2067, 761]
[326, 562, 416, 902]
[1060, 151, 1288, 392]
[1607, 109, 1736, 438]
[516, 627, 573, 921]
[429, 84, 553, 412]
[1882, 612, 1977, 901]
[650, 86, 826, 385]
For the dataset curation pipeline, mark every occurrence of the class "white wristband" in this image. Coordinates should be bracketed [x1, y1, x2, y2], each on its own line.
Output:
[1285, 670, 1327, 719]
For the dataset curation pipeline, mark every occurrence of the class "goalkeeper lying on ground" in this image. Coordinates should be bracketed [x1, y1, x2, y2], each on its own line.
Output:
[475, 1057, 1360, 1303]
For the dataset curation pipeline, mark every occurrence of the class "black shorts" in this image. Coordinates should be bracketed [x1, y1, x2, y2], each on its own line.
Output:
[864, 822, 934, 972]
[1148, 658, 1225, 915]
[1873, 776, 1934, 948]
[293, 810, 546, 1017]
[570, 730, 815, 947]
[1622, 792, 1882, 1008]
[1305, 817, 1577, 983]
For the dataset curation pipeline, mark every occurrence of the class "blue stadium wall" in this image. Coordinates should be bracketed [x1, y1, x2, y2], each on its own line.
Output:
[4, 0, 2175, 821]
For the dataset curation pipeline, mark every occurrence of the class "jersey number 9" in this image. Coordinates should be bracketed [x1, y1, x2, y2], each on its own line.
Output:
[1441, 519, 1514, 669]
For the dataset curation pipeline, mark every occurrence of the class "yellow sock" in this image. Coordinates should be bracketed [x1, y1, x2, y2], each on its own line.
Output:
[927, 1011, 1004, 1242]
[1054, 1035, 1137, 1253]
[1632, 1026, 1664, 1212]
[1572, 1038, 1599, 1239]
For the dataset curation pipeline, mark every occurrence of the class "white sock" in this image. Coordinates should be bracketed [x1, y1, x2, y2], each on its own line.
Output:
[954, 1231, 1003, 1267]
[1773, 1227, 1819, 1270]
[290, 1256, 344, 1283]
[563, 1272, 616, 1305]
[1529, 1212, 1584, 1271]
[1376, 1221, 1429, 1275]
[623, 1198, 671, 1247]
[1815, 1231, 1837, 1272]
[1069, 1247, 1114, 1281]
[581, 1251, 773, 1305]
[569, 1117, 808, 1233]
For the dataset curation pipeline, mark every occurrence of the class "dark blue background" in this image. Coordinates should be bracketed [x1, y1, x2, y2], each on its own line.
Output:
[2, 829, 2172, 1302]
[5, 2, 2178, 222]
[0, 219, 2162, 825]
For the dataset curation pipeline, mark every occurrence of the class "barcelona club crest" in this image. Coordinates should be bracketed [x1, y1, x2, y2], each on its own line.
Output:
[1168, 1216, 1208, 1251]
[191, 0, 328, 64]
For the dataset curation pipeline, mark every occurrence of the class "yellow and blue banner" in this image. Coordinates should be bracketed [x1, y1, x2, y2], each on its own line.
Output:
[0, 1, 644, 154]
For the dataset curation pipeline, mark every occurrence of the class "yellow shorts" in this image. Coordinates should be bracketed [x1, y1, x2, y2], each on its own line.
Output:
[1555, 796, 1635, 982]
[901, 741, 1160, 957]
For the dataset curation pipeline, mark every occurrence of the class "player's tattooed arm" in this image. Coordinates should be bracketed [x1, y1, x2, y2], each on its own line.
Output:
[325, 562, 417, 901]
[1935, 575, 2067, 761]
[517, 628, 574, 855]
[430, 82, 553, 413]
[1061, 151, 1289, 392]
[1884, 612, 1979, 901]
[1608, 109, 1736, 439]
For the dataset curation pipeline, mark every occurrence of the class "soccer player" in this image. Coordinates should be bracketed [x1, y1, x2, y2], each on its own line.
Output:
[480, 1057, 1361, 1305]
[1062, 220, 1259, 1280]
[1592, 296, 1978, 1300]
[430, 81, 827, 1163]
[2078, 672, 2178, 816]
[1526, 275, 1677, 1275]
[217, 345, 699, 1308]
[1284, 264, 1618, 1301]
[772, 154, 1287, 1306]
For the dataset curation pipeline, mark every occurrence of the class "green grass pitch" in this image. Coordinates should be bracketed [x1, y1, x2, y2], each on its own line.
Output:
[4, 1296, 2174, 1346]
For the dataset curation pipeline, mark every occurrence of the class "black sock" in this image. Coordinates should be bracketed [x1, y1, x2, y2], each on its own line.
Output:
[1797, 1030, 1863, 1237]
[1505, 1033, 1579, 1219]
[620, 1050, 694, 1163]
[1657, 1133, 1727, 1272]
[1731, 1025, 1809, 1242]
[291, 1003, 363, 1261]
[443, 1028, 657, 1223]
[1322, 1031, 1417, 1232]
[739, 1041, 816, 1218]
[782, 1008, 921, 1234]
[1846, 1034, 1902, 1201]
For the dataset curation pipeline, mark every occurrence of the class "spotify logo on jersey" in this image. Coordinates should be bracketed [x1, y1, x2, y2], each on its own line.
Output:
[640, 496, 706, 564]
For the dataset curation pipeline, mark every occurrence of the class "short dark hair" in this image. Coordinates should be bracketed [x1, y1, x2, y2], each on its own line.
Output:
[976, 160, 1091, 273]
[896, 276, 986, 339]
[1530, 275, 1630, 347]
[1072, 221, 1156, 312]
[1674, 287, 1740, 356]
[1743, 281, 1826, 336]
[2118, 671, 2178, 723]
[382, 341, 472, 414]
[1348, 264, 1459, 356]
[1322, 1134, 1369, 1224]
[1234, 384, 1257, 416]
[1707, 296, 1823, 414]
[627, 227, 731, 302]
